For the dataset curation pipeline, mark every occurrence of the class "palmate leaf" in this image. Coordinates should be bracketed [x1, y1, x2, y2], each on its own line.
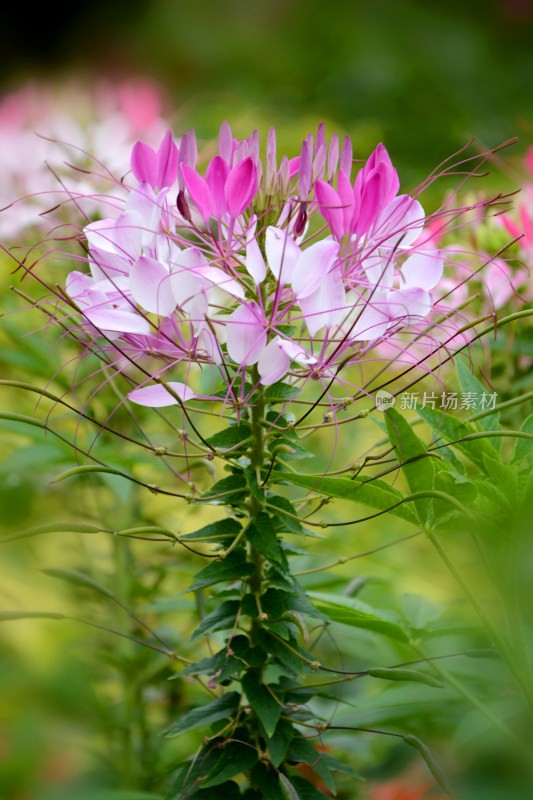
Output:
[384, 407, 435, 523]
[269, 471, 418, 524]
[199, 740, 258, 788]
[185, 549, 256, 593]
[246, 512, 283, 563]
[308, 591, 409, 643]
[164, 691, 240, 738]
[456, 357, 500, 434]
[242, 672, 284, 736]
[179, 518, 242, 543]
[189, 600, 241, 641]
[418, 405, 495, 469]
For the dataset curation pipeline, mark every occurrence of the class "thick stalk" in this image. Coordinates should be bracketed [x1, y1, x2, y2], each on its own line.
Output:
[248, 366, 265, 647]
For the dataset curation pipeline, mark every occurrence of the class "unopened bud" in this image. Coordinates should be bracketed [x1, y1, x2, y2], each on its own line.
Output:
[294, 203, 308, 236]
[176, 190, 192, 222]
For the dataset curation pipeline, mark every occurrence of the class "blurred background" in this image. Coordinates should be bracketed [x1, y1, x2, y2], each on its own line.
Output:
[1, 1, 533, 799]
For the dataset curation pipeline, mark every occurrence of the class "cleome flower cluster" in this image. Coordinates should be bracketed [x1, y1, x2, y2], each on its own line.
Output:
[40, 122, 494, 409]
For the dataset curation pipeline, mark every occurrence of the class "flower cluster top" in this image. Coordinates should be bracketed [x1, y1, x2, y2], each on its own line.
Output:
[64, 122, 452, 408]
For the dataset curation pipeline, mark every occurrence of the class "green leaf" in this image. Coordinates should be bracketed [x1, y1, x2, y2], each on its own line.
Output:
[246, 512, 282, 563]
[269, 471, 418, 524]
[511, 413, 533, 465]
[1, 522, 103, 544]
[72, 793, 164, 800]
[180, 518, 242, 542]
[367, 667, 443, 688]
[268, 495, 304, 535]
[200, 740, 258, 788]
[72, 792, 164, 800]
[308, 591, 409, 642]
[206, 424, 251, 451]
[245, 465, 266, 504]
[164, 692, 240, 738]
[402, 734, 454, 797]
[190, 600, 241, 641]
[51, 464, 131, 484]
[201, 473, 248, 505]
[265, 382, 300, 403]
[257, 630, 312, 676]
[42, 567, 115, 600]
[385, 407, 434, 522]
[242, 672, 283, 736]
[288, 736, 334, 792]
[266, 718, 296, 767]
[290, 775, 331, 799]
[418, 405, 494, 468]
[457, 358, 500, 434]
[186, 550, 256, 593]
[279, 773, 302, 800]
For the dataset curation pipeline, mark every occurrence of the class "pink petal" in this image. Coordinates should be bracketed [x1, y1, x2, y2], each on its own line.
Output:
[314, 180, 345, 240]
[225, 156, 258, 218]
[225, 302, 266, 365]
[85, 308, 150, 335]
[180, 164, 214, 221]
[128, 382, 196, 407]
[206, 156, 230, 218]
[265, 226, 301, 283]
[156, 130, 179, 189]
[130, 256, 177, 316]
[131, 140, 157, 186]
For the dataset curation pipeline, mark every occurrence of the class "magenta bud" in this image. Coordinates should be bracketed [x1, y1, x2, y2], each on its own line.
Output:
[312, 142, 327, 182]
[340, 135, 353, 181]
[218, 120, 233, 163]
[327, 133, 339, 183]
[176, 190, 192, 221]
[299, 134, 313, 200]
[266, 126, 277, 193]
[316, 121, 326, 156]
[294, 202, 308, 236]
[279, 155, 290, 195]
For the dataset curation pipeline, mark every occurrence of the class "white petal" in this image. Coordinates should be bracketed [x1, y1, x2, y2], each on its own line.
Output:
[258, 337, 290, 385]
[291, 239, 340, 299]
[225, 302, 267, 365]
[387, 287, 433, 322]
[298, 268, 346, 336]
[265, 226, 301, 283]
[130, 256, 177, 316]
[400, 251, 443, 290]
